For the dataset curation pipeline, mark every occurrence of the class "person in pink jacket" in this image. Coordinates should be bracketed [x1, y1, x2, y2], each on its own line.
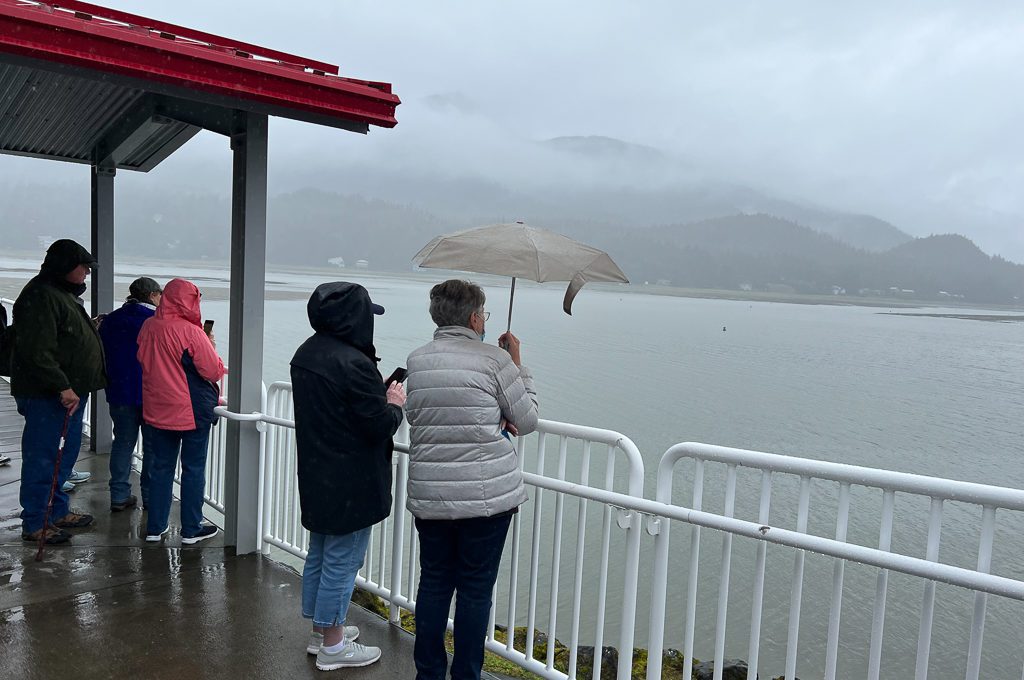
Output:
[137, 278, 225, 544]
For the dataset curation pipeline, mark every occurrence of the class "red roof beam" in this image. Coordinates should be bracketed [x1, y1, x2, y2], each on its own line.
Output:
[0, 2, 399, 128]
[36, 0, 340, 74]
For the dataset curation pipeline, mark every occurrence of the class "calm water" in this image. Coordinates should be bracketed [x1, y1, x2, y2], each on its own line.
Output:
[6, 259, 1024, 677]
[199, 268, 1024, 679]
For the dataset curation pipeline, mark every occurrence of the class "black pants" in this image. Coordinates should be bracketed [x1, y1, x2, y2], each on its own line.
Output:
[413, 512, 514, 680]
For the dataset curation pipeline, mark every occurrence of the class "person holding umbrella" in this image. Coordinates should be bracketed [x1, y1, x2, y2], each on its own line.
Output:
[404, 279, 539, 680]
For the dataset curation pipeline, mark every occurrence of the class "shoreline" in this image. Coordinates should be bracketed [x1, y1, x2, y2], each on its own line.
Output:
[2, 254, 1022, 313]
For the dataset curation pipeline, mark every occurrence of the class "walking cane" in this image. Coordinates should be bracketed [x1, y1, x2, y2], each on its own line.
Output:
[36, 407, 73, 562]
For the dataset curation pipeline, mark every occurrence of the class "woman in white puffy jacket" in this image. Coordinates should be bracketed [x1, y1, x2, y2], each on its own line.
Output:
[405, 279, 539, 680]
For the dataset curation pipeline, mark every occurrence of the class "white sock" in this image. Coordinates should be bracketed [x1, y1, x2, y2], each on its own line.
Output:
[322, 639, 347, 654]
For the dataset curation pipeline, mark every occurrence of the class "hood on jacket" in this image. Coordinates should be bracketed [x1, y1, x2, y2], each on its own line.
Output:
[156, 278, 202, 327]
[40, 239, 96, 278]
[39, 239, 96, 296]
[306, 282, 384, 354]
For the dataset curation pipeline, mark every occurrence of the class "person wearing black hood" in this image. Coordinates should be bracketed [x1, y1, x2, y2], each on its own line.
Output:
[290, 282, 406, 671]
[11, 239, 106, 544]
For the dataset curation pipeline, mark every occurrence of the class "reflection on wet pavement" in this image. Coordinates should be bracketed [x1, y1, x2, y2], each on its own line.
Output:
[0, 383, 427, 679]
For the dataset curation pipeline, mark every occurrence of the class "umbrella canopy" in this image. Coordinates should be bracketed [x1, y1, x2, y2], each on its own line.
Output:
[413, 222, 629, 327]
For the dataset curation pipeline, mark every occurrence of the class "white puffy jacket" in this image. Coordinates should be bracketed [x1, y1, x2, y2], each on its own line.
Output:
[405, 325, 539, 519]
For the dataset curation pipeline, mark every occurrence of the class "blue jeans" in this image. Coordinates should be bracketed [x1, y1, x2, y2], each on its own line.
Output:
[108, 403, 143, 503]
[302, 528, 372, 627]
[16, 396, 87, 534]
[143, 424, 211, 538]
[414, 513, 513, 680]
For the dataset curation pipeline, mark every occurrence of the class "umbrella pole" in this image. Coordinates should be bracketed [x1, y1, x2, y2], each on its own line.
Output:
[506, 277, 516, 333]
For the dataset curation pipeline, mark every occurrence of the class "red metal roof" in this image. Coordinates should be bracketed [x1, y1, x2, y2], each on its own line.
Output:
[0, 0, 399, 129]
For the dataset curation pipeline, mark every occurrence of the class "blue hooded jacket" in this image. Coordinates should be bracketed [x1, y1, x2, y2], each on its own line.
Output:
[98, 300, 156, 407]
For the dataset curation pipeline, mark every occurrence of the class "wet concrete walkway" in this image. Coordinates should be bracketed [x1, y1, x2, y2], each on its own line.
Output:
[0, 381, 440, 680]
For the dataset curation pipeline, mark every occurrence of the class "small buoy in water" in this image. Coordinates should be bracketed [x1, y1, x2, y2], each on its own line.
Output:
[722, 326, 727, 331]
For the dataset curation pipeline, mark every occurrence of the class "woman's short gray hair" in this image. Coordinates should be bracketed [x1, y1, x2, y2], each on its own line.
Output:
[429, 279, 485, 328]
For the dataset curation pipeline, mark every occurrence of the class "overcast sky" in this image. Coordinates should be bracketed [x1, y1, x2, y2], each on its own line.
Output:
[5, 1, 1024, 258]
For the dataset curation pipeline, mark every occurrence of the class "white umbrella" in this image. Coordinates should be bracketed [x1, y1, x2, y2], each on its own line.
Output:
[412, 222, 629, 331]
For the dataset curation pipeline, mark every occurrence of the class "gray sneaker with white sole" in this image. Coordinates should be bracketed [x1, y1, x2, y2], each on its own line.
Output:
[315, 641, 381, 671]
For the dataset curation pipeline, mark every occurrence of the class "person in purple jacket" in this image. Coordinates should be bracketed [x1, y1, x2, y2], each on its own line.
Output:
[98, 277, 162, 511]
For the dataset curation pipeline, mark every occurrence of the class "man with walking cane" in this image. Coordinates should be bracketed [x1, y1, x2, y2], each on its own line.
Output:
[11, 239, 107, 545]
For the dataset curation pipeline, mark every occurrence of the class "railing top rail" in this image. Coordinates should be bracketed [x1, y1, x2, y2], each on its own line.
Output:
[261, 382, 645, 491]
[660, 441, 1024, 511]
[522, 471, 1024, 601]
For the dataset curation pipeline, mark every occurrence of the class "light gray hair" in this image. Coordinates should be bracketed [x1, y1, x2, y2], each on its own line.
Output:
[429, 279, 485, 328]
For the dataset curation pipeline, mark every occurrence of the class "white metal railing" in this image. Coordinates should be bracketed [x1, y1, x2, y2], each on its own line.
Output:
[183, 383, 1024, 679]
[256, 381, 646, 680]
[644, 443, 1024, 680]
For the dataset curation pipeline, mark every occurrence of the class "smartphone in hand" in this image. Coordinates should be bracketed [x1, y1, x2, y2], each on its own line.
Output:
[385, 367, 408, 387]
[203, 319, 215, 336]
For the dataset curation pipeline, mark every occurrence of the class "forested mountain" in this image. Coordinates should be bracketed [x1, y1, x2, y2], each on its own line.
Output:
[2, 183, 1020, 304]
[602, 215, 1024, 303]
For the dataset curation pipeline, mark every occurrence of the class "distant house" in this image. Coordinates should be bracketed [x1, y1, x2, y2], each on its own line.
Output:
[656, 278, 671, 286]
[328, 257, 345, 268]
[739, 283, 753, 291]
[831, 286, 846, 295]
[355, 259, 369, 270]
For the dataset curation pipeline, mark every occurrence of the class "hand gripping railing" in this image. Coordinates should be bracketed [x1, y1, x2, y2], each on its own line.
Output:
[644, 442, 1024, 680]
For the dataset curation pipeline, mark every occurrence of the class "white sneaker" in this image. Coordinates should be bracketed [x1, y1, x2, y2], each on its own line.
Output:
[68, 469, 91, 483]
[315, 641, 381, 671]
[306, 626, 359, 655]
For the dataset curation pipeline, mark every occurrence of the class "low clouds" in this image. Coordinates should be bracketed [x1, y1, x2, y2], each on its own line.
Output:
[4, 1, 1022, 258]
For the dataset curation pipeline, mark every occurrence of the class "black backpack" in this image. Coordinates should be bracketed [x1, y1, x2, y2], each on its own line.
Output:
[0, 303, 12, 377]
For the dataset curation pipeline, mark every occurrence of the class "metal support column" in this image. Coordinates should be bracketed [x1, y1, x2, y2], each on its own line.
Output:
[224, 111, 268, 553]
[89, 165, 115, 453]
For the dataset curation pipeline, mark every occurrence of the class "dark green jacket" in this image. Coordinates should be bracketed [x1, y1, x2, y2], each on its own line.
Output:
[11, 275, 107, 398]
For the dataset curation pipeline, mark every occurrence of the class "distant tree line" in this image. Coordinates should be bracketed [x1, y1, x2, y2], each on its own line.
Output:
[599, 215, 1024, 303]
[2, 184, 1020, 304]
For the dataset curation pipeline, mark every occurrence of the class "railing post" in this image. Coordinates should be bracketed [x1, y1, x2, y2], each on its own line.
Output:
[388, 419, 409, 623]
[616, 439, 645, 680]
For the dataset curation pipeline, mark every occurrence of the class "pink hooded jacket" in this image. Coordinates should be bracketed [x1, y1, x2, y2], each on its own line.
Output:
[137, 278, 225, 431]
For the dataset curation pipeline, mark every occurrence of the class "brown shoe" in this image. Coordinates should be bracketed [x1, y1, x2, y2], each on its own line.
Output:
[22, 526, 71, 544]
[54, 512, 94, 529]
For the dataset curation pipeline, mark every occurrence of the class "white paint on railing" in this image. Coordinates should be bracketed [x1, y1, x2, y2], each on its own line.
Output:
[207, 395, 1024, 680]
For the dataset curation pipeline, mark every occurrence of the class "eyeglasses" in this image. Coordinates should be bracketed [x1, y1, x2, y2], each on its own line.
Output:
[477, 310, 490, 321]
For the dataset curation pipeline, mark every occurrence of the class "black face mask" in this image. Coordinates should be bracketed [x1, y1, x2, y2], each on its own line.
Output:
[55, 278, 88, 298]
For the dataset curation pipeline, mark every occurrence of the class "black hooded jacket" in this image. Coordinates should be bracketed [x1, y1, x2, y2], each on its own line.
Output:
[290, 282, 403, 536]
[11, 239, 106, 398]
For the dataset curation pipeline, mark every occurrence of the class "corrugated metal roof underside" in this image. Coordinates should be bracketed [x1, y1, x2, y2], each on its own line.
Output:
[0, 63, 195, 171]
